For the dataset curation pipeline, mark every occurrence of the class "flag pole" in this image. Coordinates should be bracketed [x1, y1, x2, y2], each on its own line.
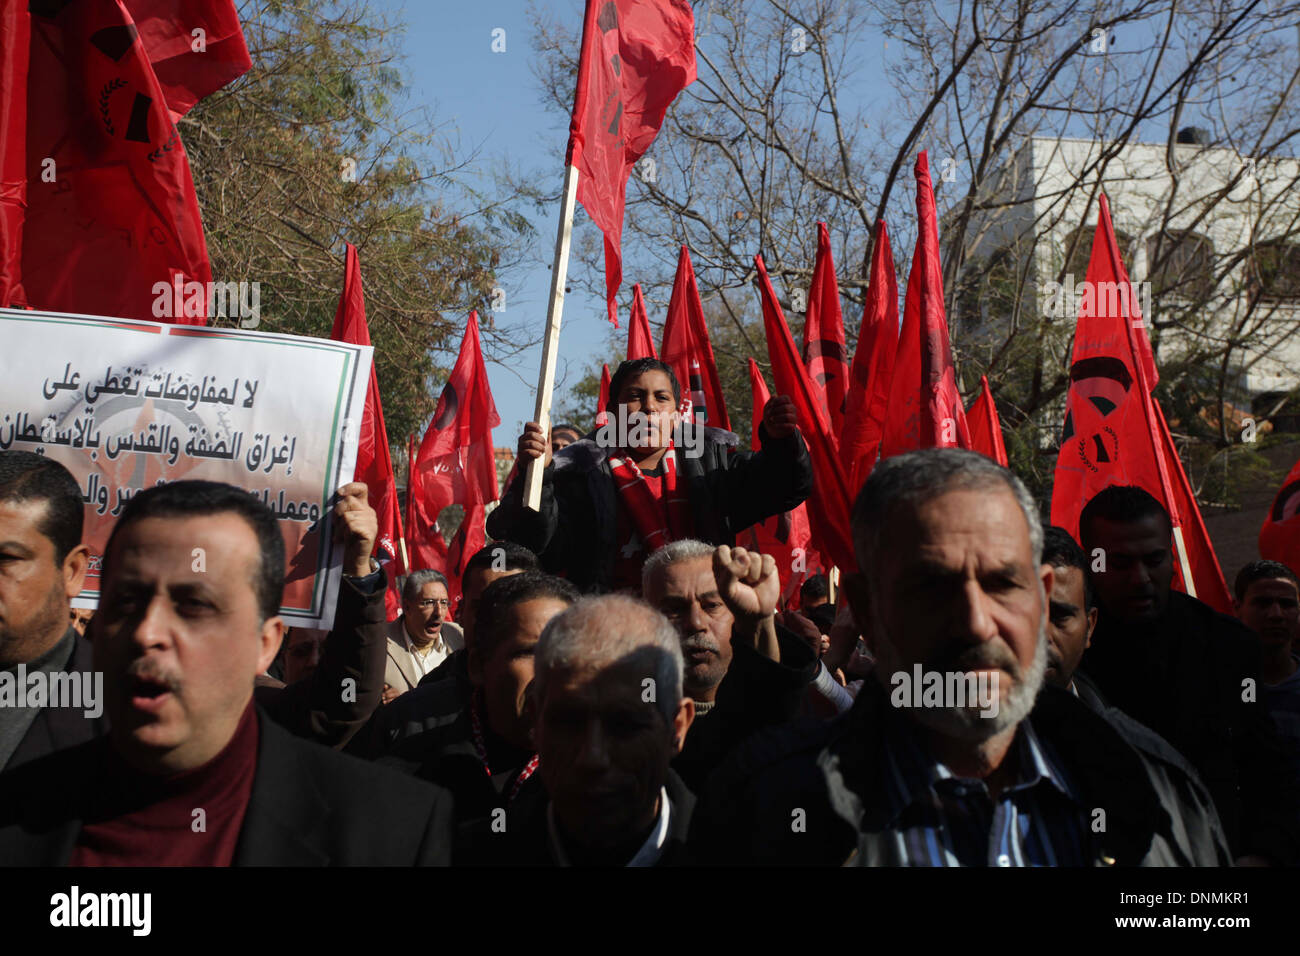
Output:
[522, 162, 581, 512]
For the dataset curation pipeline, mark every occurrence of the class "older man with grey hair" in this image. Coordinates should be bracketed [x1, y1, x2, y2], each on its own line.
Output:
[689, 448, 1231, 866]
[465, 595, 697, 866]
[383, 569, 465, 702]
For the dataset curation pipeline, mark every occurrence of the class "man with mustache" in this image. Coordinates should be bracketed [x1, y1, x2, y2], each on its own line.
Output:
[1079, 486, 1300, 864]
[0, 480, 453, 865]
[689, 449, 1229, 865]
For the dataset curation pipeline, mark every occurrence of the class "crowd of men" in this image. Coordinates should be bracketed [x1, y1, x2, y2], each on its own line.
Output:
[1, 356, 1298, 866]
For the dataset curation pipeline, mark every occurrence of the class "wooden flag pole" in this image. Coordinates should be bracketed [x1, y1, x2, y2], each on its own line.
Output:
[523, 163, 582, 512]
[1171, 525, 1197, 599]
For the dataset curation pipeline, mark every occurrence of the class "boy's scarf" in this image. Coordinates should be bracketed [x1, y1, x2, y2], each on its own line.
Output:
[608, 448, 694, 554]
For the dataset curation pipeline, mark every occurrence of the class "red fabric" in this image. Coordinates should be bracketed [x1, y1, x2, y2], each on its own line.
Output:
[627, 282, 658, 359]
[20, 0, 247, 323]
[407, 432, 449, 580]
[409, 312, 500, 602]
[609, 449, 693, 554]
[880, 153, 971, 458]
[1050, 194, 1230, 612]
[839, 219, 898, 498]
[443, 503, 487, 608]
[123, 0, 251, 120]
[756, 254, 855, 574]
[1261, 454, 1300, 577]
[567, 0, 695, 326]
[329, 243, 405, 617]
[743, 358, 822, 607]
[803, 222, 850, 441]
[0, 4, 29, 307]
[966, 375, 1008, 466]
[70, 701, 258, 866]
[661, 244, 730, 430]
[598, 362, 612, 424]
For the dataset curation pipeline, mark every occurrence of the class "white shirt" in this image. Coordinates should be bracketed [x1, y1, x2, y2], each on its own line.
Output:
[547, 787, 671, 867]
[399, 625, 451, 678]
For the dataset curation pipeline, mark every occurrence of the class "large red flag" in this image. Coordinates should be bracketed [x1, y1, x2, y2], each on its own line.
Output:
[123, 0, 251, 120]
[966, 376, 1009, 467]
[756, 254, 856, 573]
[17, 0, 248, 323]
[627, 283, 658, 359]
[803, 222, 850, 440]
[879, 153, 971, 459]
[329, 243, 404, 617]
[840, 219, 898, 497]
[1261, 454, 1300, 576]
[743, 358, 822, 606]
[0, 4, 29, 307]
[567, 0, 695, 326]
[662, 245, 730, 430]
[409, 312, 501, 603]
[1050, 194, 1230, 613]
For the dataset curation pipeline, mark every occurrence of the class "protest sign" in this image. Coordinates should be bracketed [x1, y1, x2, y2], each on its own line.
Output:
[0, 307, 371, 628]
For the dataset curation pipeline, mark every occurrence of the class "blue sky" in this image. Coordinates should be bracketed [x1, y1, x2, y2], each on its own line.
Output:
[388, 0, 611, 449]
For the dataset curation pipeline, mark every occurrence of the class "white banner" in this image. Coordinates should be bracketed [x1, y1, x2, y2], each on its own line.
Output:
[0, 307, 372, 629]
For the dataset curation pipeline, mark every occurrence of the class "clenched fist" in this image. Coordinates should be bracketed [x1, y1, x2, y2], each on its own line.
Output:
[762, 395, 799, 440]
[333, 482, 378, 578]
[713, 544, 780, 627]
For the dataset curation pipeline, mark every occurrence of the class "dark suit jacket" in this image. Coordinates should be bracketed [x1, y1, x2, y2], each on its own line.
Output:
[5, 629, 108, 772]
[0, 708, 454, 866]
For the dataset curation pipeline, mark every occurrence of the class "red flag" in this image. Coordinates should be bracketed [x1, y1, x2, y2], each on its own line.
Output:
[803, 222, 850, 440]
[743, 359, 821, 606]
[567, 0, 695, 326]
[409, 312, 501, 603]
[407, 433, 448, 577]
[627, 283, 658, 359]
[329, 243, 404, 617]
[1261, 454, 1300, 576]
[0, 4, 29, 307]
[966, 376, 1008, 467]
[598, 362, 612, 424]
[756, 254, 856, 573]
[123, 0, 251, 119]
[1050, 194, 1230, 613]
[879, 153, 971, 458]
[840, 219, 898, 497]
[18, 0, 248, 323]
[662, 245, 730, 430]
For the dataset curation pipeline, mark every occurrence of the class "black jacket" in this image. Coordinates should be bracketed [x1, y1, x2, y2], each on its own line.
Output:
[1080, 589, 1300, 862]
[0, 708, 454, 865]
[460, 769, 696, 866]
[5, 629, 108, 773]
[486, 425, 814, 593]
[688, 679, 1232, 866]
[674, 623, 818, 792]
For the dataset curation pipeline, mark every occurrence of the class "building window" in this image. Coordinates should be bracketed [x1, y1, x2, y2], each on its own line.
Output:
[1061, 225, 1135, 283]
[1146, 230, 1215, 302]
[1250, 240, 1300, 301]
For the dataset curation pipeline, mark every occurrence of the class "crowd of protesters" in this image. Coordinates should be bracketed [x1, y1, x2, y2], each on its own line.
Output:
[1, 356, 1298, 866]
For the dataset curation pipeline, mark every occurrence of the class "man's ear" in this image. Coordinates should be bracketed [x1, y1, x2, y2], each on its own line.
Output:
[61, 543, 90, 599]
[671, 696, 695, 755]
[1038, 563, 1056, 614]
[840, 570, 874, 654]
[257, 616, 285, 675]
[1085, 607, 1098, 647]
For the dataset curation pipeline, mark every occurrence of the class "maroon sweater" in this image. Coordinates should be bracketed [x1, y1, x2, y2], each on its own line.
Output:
[70, 702, 259, 867]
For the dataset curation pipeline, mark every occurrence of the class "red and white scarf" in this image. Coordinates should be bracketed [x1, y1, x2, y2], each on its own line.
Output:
[608, 447, 694, 554]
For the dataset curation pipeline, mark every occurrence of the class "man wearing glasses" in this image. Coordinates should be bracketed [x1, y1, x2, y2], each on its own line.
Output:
[384, 570, 464, 703]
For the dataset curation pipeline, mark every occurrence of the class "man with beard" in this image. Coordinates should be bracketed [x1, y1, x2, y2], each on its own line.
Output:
[689, 449, 1229, 865]
[1079, 485, 1300, 865]
[1235, 560, 1300, 783]
[0, 480, 453, 865]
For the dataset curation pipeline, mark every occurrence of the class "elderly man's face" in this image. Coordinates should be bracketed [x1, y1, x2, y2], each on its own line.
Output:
[95, 514, 281, 773]
[1045, 564, 1096, 688]
[848, 487, 1050, 739]
[536, 656, 689, 850]
[403, 580, 449, 644]
[1237, 578, 1300, 651]
[1084, 514, 1173, 624]
[643, 556, 734, 701]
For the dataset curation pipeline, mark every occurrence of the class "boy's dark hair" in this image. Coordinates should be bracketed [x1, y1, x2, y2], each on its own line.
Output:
[0, 451, 84, 564]
[1078, 485, 1171, 547]
[1234, 560, 1300, 604]
[1042, 525, 1095, 611]
[105, 480, 285, 622]
[464, 542, 540, 579]
[475, 571, 580, 663]
[606, 359, 681, 412]
[800, 574, 829, 603]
